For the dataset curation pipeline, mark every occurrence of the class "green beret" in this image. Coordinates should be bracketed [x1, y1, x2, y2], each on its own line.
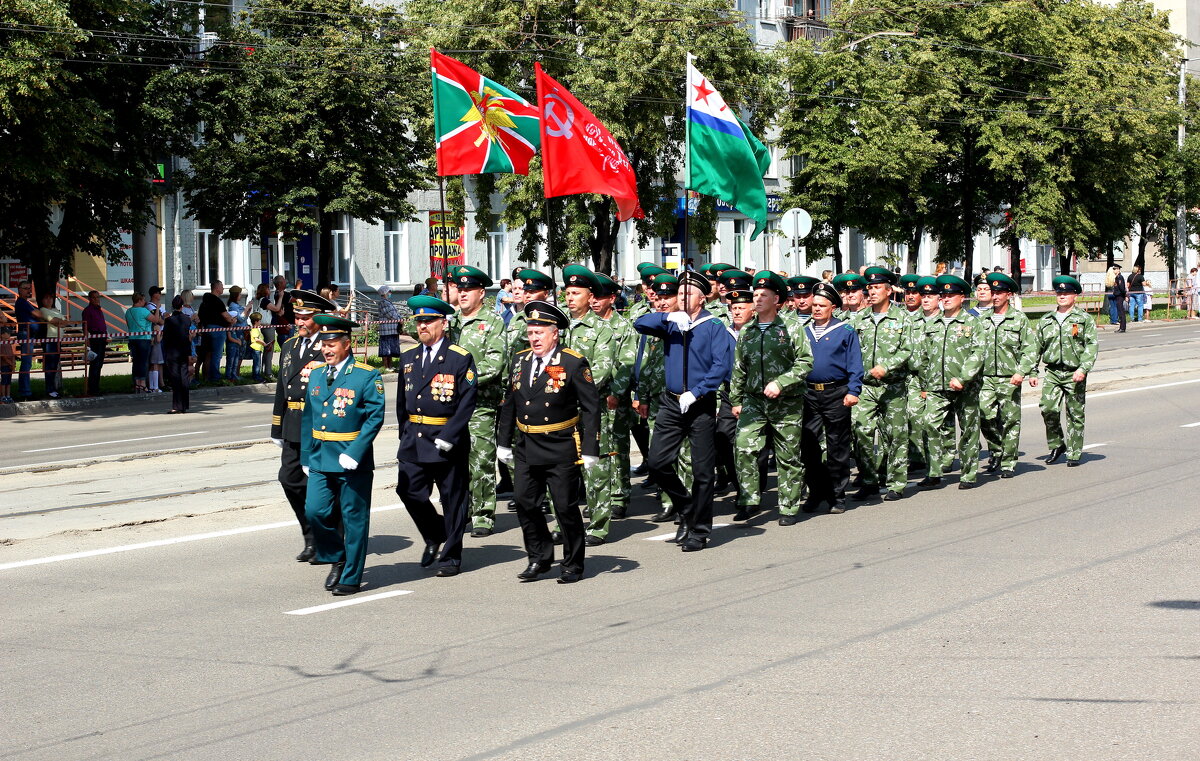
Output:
[312, 312, 359, 339]
[986, 272, 1019, 292]
[1052, 275, 1082, 294]
[408, 295, 455, 320]
[717, 269, 753, 290]
[898, 274, 923, 290]
[863, 266, 897, 286]
[562, 264, 601, 291]
[636, 262, 659, 275]
[935, 274, 971, 295]
[594, 273, 620, 297]
[831, 273, 866, 291]
[787, 275, 820, 295]
[752, 270, 789, 296]
[453, 265, 493, 289]
[651, 273, 679, 296]
[917, 276, 938, 295]
[517, 269, 555, 292]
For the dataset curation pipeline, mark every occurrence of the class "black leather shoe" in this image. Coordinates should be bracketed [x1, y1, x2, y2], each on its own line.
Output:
[551, 530, 563, 545]
[733, 506, 758, 522]
[958, 480, 977, 490]
[631, 463, 648, 477]
[999, 470, 1015, 479]
[680, 537, 706, 552]
[420, 543, 440, 568]
[651, 508, 677, 523]
[295, 543, 316, 563]
[331, 583, 360, 596]
[517, 561, 552, 581]
[852, 486, 880, 501]
[557, 570, 582, 584]
[778, 514, 798, 526]
[828, 502, 847, 514]
[1047, 445, 1066, 464]
[436, 565, 460, 577]
[324, 562, 344, 591]
[470, 526, 493, 538]
[882, 490, 902, 501]
[584, 534, 605, 547]
[507, 500, 518, 512]
[612, 504, 627, 519]
[801, 498, 822, 514]
[985, 455, 1000, 474]
[674, 523, 688, 544]
[1066, 459, 1081, 467]
[918, 476, 942, 488]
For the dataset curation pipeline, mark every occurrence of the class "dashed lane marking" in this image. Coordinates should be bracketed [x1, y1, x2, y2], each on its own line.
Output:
[21, 431, 208, 453]
[1021, 377, 1200, 409]
[284, 590, 412, 615]
[1082, 442, 1110, 450]
[645, 523, 731, 541]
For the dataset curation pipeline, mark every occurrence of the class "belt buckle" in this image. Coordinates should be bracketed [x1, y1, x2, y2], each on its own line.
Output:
[812, 382, 825, 391]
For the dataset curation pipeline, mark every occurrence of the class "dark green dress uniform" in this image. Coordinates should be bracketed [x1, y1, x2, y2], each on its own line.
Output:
[1035, 276, 1098, 466]
[499, 302, 602, 580]
[977, 273, 1038, 476]
[301, 316, 387, 593]
[269, 289, 336, 561]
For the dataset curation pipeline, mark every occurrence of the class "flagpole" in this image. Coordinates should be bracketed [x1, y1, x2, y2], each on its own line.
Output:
[544, 196, 556, 285]
[682, 53, 692, 391]
[436, 175, 447, 282]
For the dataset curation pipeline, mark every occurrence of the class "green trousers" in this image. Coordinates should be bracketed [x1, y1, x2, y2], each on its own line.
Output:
[735, 401, 805, 514]
[1040, 368, 1087, 461]
[852, 380, 909, 493]
[923, 386, 980, 483]
[906, 378, 928, 468]
[467, 405, 499, 530]
[584, 405, 616, 539]
[979, 376, 1022, 470]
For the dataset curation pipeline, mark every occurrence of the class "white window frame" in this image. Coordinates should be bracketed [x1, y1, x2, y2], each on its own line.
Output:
[197, 228, 222, 287]
[331, 214, 351, 286]
[383, 218, 409, 284]
[765, 145, 780, 179]
[487, 229, 509, 281]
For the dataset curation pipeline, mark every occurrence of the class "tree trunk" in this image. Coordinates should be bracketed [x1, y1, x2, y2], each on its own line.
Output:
[1105, 240, 1115, 270]
[906, 222, 922, 274]
[831, 219, 844, 274]
[1058, 242, 1072, 277]
[961, 140, 975, 278]
[1008, 236, 1021, 285]
[1135, 216, 1150, 272]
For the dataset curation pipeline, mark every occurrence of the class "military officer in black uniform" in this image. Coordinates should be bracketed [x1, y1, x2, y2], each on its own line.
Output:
[497, 301, 602, 584]
[270, 289, 336, 562]
[395, 296, 478, 577]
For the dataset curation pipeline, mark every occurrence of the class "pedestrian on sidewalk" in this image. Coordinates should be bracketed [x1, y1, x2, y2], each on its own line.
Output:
[375, 285, 402, 371]
[198, 281, 234, 384]
[146, 286, 166, 393]
[13, 281, 38, 401]
[162, 296, 194, 413]
[1127, 265, 1147, 322]
[38, 292, 65, 398]
[254, 283, 275, 381]
[1108, 265, 1127, 332]
[82, 290, 107, 397]
[125, 293, 153, 393]
[248, 312, 266, 382]
[0, 323, 14, 403]
[224, 286, 246, 382]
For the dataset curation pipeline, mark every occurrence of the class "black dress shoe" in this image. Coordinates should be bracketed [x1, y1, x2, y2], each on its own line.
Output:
[1047, 444, 1066, 464]
[631, 463, 648, 477]
[507, 500, 518, 512]
[517, 561, 552, 581]
[985, 455, 1000, 474]
[470, 526, 493, 538]
[999, 470, 1015, 479]
[674, 523, 688, 544]
[295, 543, 316, 563]
[918, 476, 942, 488]
[680, 537, 706, 552]
[801, 498, 822, 514]
[881, 490, 902, 501]
[420, 543, 440, 568]
[584, 534, 605, 547]
[436, 565, 460, 577]
[331, 583, 360, 596]
[1066, 459, 1081, 467]
[958, 480, 977, 490]
[852, 485, 880, 501]
[651, 508, 677, 523]
[828, 502, 847, 514]
[324, 562, 345, 591]
[557, 570, 583, 584]
[778, 514, 798, 526]
[611, 504, 627, 519]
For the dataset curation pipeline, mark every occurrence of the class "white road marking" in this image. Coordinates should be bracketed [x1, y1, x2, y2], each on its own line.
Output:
[1145, 333, 1162, 336]
[241, 424, 272, 428]
[1082, 442, 1109, 450]
[0, 503, 408, 572]
[1182, 422, 1200, 428]
[22, 431, 208, 453]
[645, 523, 731, 541]
[1021, 377, 1200, 409]
[284, 590, 412, 615]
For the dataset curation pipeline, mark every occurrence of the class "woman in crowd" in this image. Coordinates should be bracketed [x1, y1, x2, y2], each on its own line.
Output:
[375, 284, 402, 371]
[254, 283, 276, 381]
[1127, 264, 1147, 322]
[124, 292, 154, 393]
[225, 285, 246, 381]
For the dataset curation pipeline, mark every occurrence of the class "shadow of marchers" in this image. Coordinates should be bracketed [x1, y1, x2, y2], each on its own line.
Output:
[581, 554, 640, 578]
[1147, 600, 1200, 610]
[706, 524, 766, 549]
[367, 534, 415, 557]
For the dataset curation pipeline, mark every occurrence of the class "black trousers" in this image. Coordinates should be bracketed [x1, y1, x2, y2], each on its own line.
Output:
[279, 441, 312, 541]
[631, 415, 651, 459]
[715, 400, 738, 486]
[647, 392, 717, 538]
[397, 457, 469, 567]
[514, 455, 585, 573]
[166, 360, 190, 411]
[86, 338, 107, 395]
[801, 384, 853, 507]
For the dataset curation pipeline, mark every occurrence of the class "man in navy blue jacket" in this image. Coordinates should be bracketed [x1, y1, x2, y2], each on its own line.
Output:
[395, 296, 478, 577]
[634, 271, 735, 552]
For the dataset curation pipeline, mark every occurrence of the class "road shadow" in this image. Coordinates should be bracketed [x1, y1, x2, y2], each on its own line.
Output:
[1147, 600, 1200, 610]
[367, 534, 415, 557]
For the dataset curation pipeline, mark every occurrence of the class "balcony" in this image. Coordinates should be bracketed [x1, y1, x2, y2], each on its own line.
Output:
[782, 7, 833, 44]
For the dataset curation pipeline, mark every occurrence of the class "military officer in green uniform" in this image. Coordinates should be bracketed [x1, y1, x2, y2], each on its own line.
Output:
[851, 266, 914, 501]
[627, 264, 667, 470]
[899, 274, 923, 319]
[301, 314, 387, 595]
[592, 273, 637, 520]
[628, 263, 667, 322]
[700, 262, 735, 326]
[832, 273, 869, 323]
[786, 275, 820, 327]
[505, 269, 556, 358]
[1032, 275, 1098, 467]
[906, 276, 943, 472]
[444, 265, 508, 536]
[730, 271, 814, 525]
[713, 268, 753, 492]
[977, 272, 1038, 477]
[899, 274, 929, 469]
[561, 265, 618, 545]
[914, 275, 983, 489]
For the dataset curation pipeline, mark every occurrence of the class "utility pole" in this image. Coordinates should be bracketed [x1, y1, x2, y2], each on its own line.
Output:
[1178, 59, 1190, 275]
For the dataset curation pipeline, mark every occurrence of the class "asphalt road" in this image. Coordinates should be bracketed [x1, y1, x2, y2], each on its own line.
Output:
[1, 344, 1199, 759]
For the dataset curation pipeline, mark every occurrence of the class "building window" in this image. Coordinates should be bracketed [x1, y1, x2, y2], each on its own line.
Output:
[383, 218, 408, 283]
[487, 229, 508, 280]
[331, 214, 350, 285]
[197, 229, 220, 286]
[766, 146, 780, 179]
[733, 219, 746, 270]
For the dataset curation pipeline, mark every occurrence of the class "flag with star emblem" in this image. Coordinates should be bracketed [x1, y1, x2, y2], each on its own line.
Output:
[431, 49, 540, 175]
[686, 55, 770, 239]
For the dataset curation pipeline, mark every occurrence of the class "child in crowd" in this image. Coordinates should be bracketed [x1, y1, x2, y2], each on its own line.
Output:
[0, 325, 14, 403]
[249, 312, 266, 382]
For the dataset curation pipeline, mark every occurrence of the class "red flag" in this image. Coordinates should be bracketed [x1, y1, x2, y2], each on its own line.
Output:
[535, 63, 644, 221]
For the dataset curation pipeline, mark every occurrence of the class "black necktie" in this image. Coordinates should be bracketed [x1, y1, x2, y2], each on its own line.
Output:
[424, 345, 432, 369]
[328, 364, 337, 384]
[531, 357, 543, 388]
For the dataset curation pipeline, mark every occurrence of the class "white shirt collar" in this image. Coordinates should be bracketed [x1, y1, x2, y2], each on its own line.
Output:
[422, 337, 445, 358]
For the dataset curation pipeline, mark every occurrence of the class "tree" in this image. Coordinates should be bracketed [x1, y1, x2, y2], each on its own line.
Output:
[160, 0, 430, 287]
[0, 0, 189, 293]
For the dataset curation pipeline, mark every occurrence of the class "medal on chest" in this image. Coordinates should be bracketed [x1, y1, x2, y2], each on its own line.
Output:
[332, 387, 355, 417]
[431, 373, 456, 402]
[545, 365, 565, 393]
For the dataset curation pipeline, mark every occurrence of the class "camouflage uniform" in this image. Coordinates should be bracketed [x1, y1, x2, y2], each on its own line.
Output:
[977, 307, 1038, 472]
[851, 305, 913, 494]
[563, 310, 617, 539]
[903, 309, 933, 469]
[451, 307, 508, 532]
[601, 310, 638, 517]
[729, 317, 813, 515]
[914, 311, 983, 483]
[1035, 306, 1098, 462]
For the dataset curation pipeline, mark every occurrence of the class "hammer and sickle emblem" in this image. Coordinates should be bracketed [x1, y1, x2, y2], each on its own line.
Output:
[544, 92, 575, 138]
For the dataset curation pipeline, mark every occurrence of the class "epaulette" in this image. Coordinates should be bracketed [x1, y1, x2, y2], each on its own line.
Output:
[307, 361, 327, 369]
[450, 344, 469, 356]
[516, 348, 533, 356]
[561, 347, 584, 359]
[354, 361, 372, 370]
[284, 334, 302, 347]
[401, 345, 420, 354]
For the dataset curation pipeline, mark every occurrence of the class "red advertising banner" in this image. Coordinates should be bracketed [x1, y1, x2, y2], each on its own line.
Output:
[428, 211, 466, 279]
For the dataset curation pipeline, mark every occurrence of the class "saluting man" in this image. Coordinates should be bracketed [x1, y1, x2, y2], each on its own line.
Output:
[395, 296, 478, 576]
[498, 301, 602, 584]
[270, 289, 336, 562]
[1033, 275, 1098, 467]
[301, 314, 386, 595]
[977, 272, 1039, 477]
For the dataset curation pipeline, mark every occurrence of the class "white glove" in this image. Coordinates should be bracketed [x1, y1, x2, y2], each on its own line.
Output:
[667, 311, 691, 330]
[302, 465, 310, 476]
[581, 455, 599, 470]
[338, 453, 359, 471]
[497, 446, 514, 465]
[679, 391, 697, 413]
[434, 438, 453, 453]
[271, 437, 284, 448]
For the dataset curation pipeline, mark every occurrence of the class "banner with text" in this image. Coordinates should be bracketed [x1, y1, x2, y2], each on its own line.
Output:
[428, 211, 465, 279]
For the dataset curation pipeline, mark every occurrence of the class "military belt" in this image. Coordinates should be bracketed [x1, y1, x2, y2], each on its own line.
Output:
[409, 415, 449, 425]
[312, 430, 359, 441]
[287, 400, 304, 410]
[807, 380, 848, 391]
[517, 415, 579, 434]
[1046, 363, 1074, 371]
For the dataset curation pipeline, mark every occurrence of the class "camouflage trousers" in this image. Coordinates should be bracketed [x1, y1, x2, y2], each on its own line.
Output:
[852, 380, 909, 493]
[735, 401, 805, 514]
[1040, 368, 1087, 461]
[585, 405, 621, 539]
[467, 404, 499, 530]
[979, 376, 1023, 470]
[923, 386, 981, 483]
[906, 378, 928, 469]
